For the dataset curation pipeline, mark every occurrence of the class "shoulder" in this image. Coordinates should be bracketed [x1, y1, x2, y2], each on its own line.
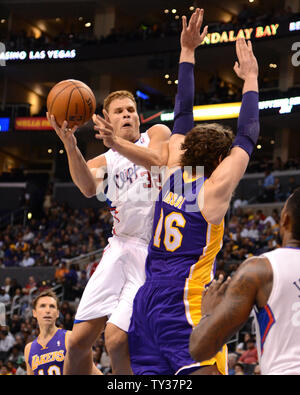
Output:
[147, 124, 171, 141]
[230, 255, 273, 307]
[24, 341, 32, 361]
[233, 256, 272, 285]
[65, 330, 72, 349]
[87, 153, 107, 169]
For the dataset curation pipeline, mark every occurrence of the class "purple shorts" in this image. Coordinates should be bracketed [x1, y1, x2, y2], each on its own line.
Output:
[128, 279, 201, 375]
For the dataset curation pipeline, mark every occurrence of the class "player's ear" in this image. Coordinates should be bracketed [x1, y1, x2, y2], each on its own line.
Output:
[32, 309, 37, 319]
[280, 210, 290, 231]
[103, 109, 110, 123]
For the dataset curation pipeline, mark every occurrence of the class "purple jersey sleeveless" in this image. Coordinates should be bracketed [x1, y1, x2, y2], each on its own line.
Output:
[28, 329, 67, 375]
[146, 168, 215, 280]
[128, 169, 226, 375]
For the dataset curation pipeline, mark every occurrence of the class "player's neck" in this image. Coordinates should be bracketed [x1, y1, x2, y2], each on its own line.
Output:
[284, 239, 300, 249]
[282, 232, 300, 248]
[38, 325, 58, 345]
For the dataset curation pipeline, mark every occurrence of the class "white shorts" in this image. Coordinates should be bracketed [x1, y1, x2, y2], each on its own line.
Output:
[74, 236, 147, 332]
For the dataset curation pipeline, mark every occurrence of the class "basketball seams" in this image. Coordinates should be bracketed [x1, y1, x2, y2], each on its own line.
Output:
[65, 87, 78, 124]
[69, 80, 86, 123]
[47, 79, 96, 127]
[48, 83, 75, 115]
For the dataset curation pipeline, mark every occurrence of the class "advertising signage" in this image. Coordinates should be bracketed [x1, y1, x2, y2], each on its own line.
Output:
[0, 49, 76, 62]
[15, 117, 52, 130]
[202, 24, 280, 46]
[0, 118, 10, 132]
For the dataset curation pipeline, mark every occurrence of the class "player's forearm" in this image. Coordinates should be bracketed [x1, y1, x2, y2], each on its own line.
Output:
[232, 89, 260, 158]
[111, 137, 162, 171]
[65, 146, 97, 197]
[172, 61, 195, 136]
[179, 47, 195, 64]
[242, 75, 258, 94]
[190, 315, 241, 362]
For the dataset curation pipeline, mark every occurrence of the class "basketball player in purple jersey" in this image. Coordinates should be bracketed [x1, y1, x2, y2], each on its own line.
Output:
[190, 188, 300, 375]
[24, 290, 101, 375]
[128, 8, 260, 375]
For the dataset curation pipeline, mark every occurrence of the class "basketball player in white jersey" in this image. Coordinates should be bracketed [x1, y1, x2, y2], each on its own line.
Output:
[47, 91, 170, 374]
[189, 187, 300, 375]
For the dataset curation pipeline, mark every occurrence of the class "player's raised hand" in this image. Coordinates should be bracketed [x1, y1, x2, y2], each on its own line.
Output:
[181, 8, 208, 51]
[201, 274, 231, 316]
[47, 112, 78, 149]
[234, 38, 258, 81]
[92, 114, 116, 148]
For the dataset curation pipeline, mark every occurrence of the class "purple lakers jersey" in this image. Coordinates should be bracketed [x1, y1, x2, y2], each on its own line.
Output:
[28, 328, 67, 375]
[147, 168, 224, 280]
[146, 168, 224, 325]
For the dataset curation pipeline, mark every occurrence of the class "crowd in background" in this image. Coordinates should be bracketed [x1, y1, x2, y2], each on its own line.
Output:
[2, 5, 296, 51]
[0, 201, 112, 269]
[0, 193, 287, 375]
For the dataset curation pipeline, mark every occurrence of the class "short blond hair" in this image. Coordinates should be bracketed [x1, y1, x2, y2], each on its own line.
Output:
[103, 90, 137, 113]
[32, 290, 59, 310]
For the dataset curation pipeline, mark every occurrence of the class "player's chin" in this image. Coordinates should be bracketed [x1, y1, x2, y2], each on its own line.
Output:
[118, 127, 136, 140]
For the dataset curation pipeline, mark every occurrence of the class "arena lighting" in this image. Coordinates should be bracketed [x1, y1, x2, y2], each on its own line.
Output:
[136, 90, 149, 100]
[289, 21, 300, 31]
[0, 118, 10, 131]
[160, 95, 300, 122]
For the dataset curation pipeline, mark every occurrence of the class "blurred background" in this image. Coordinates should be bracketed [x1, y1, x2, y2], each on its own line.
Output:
[0, 0, 299, 376]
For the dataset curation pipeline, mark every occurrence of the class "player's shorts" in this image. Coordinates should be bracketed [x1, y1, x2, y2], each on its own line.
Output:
[74, 235, 147, 332]
[128, 278, 228, 375]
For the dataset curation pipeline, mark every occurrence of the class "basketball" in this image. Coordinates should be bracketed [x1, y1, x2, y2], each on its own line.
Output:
[47, 79, 96, 128]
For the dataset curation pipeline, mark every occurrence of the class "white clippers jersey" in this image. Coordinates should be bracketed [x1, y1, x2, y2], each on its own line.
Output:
[254, 247, 300, 375]
[104, 131, 161, 244]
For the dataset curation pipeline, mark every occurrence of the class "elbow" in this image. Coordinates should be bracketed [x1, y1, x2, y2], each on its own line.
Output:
[189, 331, 203, 362]
[146, 157, 165, 172]
[189, 329, 215, 363]
[81, 187, 96, 198]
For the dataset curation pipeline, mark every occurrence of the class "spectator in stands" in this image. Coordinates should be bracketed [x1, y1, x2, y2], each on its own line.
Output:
[274, 177, 284, 202]
[228, 353, 239, 375]
[235, 332, 251, 356]
[19, 250, 35, 267]
[261, 169, 275, 202]
[0, 326, 16, 361]
[0, 364, 12, 375]
[234, 362, 245, 375]
[286, 176, 298, 198]
[22, 276, 36, 295]
[0, 287, 10, 304]
[15, 356, 26, 375]
[253, 364, 261, 375]
[238, 338, 258, 365]
[54, 262, 69, 283]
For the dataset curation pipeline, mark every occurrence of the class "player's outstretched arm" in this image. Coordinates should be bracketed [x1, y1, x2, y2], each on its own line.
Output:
[189, 257, 271, 362]
[93, 113, 171, 172]
[24, 342, 34, 375]
[201, 38, 259, 224]
[167, 8, 208, 169]
[47, 113, 105, 198]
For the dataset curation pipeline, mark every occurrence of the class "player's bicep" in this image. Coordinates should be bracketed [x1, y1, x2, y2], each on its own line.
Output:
[87, 155, 107, 193]
[210, 147, 249, 198]
[24, 343, 34, 375]
[147, 124, 171, 167]
[167, 134, 185, 169]
[202, 147, 249, 223]
[190, 260, 260, 361]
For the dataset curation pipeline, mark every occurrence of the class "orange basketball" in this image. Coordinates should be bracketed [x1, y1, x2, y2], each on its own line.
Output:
[47, 79, 96, 128]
